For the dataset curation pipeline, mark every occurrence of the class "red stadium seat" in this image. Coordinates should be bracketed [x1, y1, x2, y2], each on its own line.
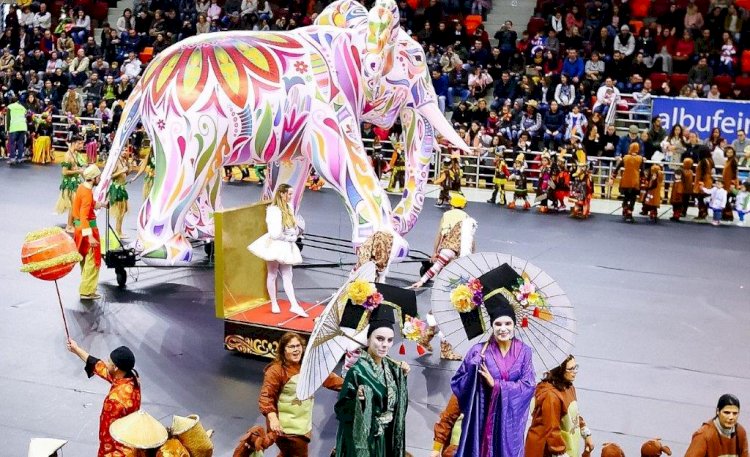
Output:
[631, 0, 650, 18]
[713, 75, 733, 96]
[737, 0, 750, 9]
[527, 17, 546, 37]
[91, 2, 109, 22]
[735, 76, 750, 93]
[649, 72, 668, 88]
[742, 50, 750, 74]
[629, 20, 644, 35]
[139, 47, 154, 64]
[670, 73, 688, 91]
[464, 15, 482, 36]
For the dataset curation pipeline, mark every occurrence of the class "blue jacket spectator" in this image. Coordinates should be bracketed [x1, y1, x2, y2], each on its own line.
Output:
[561, 50, 585, 81]
[616, 125, 645, 157]
[491, 71, 517, 110]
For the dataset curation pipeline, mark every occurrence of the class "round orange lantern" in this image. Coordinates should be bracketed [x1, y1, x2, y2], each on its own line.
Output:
[21, 227, 82, 281]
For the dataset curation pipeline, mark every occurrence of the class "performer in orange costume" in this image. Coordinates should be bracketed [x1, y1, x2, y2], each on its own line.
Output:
[67, 339, 142, 457]
[72, 164, 107, 300]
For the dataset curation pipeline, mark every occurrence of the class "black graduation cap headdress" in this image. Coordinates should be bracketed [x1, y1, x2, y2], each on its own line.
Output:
[340, 283, 420, 354]
[457, 263, 523, 340]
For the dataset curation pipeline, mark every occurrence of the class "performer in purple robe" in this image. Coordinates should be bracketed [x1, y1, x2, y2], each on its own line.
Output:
[450, 264, 536, 457]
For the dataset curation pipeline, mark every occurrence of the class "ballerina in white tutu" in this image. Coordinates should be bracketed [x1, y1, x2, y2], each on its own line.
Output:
[247, 183, 308, 317]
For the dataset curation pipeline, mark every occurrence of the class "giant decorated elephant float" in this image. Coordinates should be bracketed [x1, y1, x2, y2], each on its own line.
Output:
[94, 0, 469, 265]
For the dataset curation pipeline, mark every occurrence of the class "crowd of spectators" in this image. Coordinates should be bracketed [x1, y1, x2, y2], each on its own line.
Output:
[1, 0, 749, 188]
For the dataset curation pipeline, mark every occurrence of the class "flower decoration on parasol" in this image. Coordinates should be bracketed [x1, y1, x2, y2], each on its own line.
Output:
[431, 252, 575, 372]
[296, 263, 418, 401]
[20, 227, 84, 339]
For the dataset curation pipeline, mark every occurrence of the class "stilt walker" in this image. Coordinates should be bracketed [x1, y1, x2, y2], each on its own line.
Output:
[411, 192, 476, 361]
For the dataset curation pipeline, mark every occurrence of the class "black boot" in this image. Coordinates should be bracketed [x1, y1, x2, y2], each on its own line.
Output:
[487, 188, 497, 204]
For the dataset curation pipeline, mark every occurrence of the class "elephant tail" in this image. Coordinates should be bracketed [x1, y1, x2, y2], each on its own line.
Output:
[93, 85, 144, 203]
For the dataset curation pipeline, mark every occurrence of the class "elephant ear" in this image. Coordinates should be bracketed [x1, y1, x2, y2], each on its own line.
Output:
[363, 0, 400, 101]
[315, 0, 368, 28]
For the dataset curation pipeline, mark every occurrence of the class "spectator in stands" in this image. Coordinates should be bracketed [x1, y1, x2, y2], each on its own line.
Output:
[706, 84, 721, 99]
[83, 37, 102, 60]
[694, 29, 716, 69]
[724, 5, 743, 42]
[117, 9, 134, 34]
[122, 52, 143, 80]
[440, 45, 461, 72]
[83, 73, 104, 105]
[468, 40, 489, 68]
[71, 9, 91, 45]
[614, 24, 635, 58]
[684, 4, 705, 36]
[705, 127, 725, 151]
[468, 66, 492, 100]
[718, 33, 737, 76]
[519, 100, 542, 147]
[688, 57, 713, 96]
[431, 68, 449, 113]
[494, 21, 517, 66]
[153, 33, 170, 55]
[635, 28, 657, 67]
[69, 49, 90, 86]
[606, 49, 628, 81]
[600, 123, 618, 158]
[593, 77, 620, 117]
[55, 31, 74, 58]
[732, 131, 749, 155]
[617, 125, 644, 157]
[554, 73, 575, 110]
[585, 51, 605, 85]
[447, 61, 469, 108]
[208, 0, 223, 22]
[117, 75, 133, 100]
[543, 101, 565, 150]
[33, 3, 52, 31]
[61, 84, 83, 116]
[673, 30, 696, 73]
[654, 28, 675, 74]
[470, 98, 490, 125]
[546, 29, 560, 56]
[196, 14, 210, 34]
[562, 49, 585, 84]
[565, 103, 588, 140]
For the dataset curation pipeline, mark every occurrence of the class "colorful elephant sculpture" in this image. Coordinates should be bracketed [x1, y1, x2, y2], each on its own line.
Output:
[94, 0, 469, 265]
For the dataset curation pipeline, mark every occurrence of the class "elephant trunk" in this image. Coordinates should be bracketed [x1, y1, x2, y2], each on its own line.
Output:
[417, 103, 472, 154]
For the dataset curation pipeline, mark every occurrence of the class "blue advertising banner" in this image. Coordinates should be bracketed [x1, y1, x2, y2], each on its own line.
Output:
[652, 96, 750, 143]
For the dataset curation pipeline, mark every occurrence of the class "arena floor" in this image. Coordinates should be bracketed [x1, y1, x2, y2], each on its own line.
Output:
[2, 164, 748, 456]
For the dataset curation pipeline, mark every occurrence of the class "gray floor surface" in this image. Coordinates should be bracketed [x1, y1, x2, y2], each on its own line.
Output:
[1, 164, 748, 457]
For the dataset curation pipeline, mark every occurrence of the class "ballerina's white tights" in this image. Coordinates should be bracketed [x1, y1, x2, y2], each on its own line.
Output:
[266, 261, 302, 313]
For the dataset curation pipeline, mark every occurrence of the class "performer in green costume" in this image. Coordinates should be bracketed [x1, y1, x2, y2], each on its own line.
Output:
[335, 295, 412, 457]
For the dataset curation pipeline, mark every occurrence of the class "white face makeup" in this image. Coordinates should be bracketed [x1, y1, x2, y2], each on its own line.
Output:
[492, 315, 515, 342]
[285, 337, 303, 364]
[367, 327, 395, 359]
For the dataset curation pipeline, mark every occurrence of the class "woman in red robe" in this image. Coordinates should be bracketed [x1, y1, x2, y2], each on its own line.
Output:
[67, 339, 142, 457]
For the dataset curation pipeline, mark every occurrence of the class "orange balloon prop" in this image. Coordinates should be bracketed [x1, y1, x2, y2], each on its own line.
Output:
[20, 227, 83, 340]
[21, 227, 82, 281]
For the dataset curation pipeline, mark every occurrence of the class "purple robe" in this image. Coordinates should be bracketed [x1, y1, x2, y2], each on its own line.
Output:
[450, 339, 535, 457]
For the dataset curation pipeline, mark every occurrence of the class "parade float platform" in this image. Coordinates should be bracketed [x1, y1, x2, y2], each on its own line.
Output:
[223, 300, 323, 358]
[215, 200, 331, 359]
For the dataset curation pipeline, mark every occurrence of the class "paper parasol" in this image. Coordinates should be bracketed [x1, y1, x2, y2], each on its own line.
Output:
[296, 262, 377, 401]
[431, 252, 575, 372]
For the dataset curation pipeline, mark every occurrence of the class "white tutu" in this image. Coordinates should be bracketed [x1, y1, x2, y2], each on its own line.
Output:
[247, 233, 302, 264]
[247, 205, 303, 265]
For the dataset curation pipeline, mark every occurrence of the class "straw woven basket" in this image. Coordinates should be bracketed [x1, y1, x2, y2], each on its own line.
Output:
[156, 438, 190, 457]
[171, 415, 213, 457]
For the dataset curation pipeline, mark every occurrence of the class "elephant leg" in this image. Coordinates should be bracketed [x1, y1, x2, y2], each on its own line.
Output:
[184, 169, 222, 240]
[262, 158, 311, 212]
[136, 115, 221, 265]
[390, 107, 435, 235]
[302, 102, 406, 254]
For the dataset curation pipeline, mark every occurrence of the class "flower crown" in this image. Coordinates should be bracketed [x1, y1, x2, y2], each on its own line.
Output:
[346, 278, 383, 311]
[449, 277, 483, 313]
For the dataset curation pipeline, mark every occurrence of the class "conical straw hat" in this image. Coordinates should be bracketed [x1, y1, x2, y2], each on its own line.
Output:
[110, 410, 168, 450]
[27, 438, 67, 457]
[170, 414, 199, 435]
